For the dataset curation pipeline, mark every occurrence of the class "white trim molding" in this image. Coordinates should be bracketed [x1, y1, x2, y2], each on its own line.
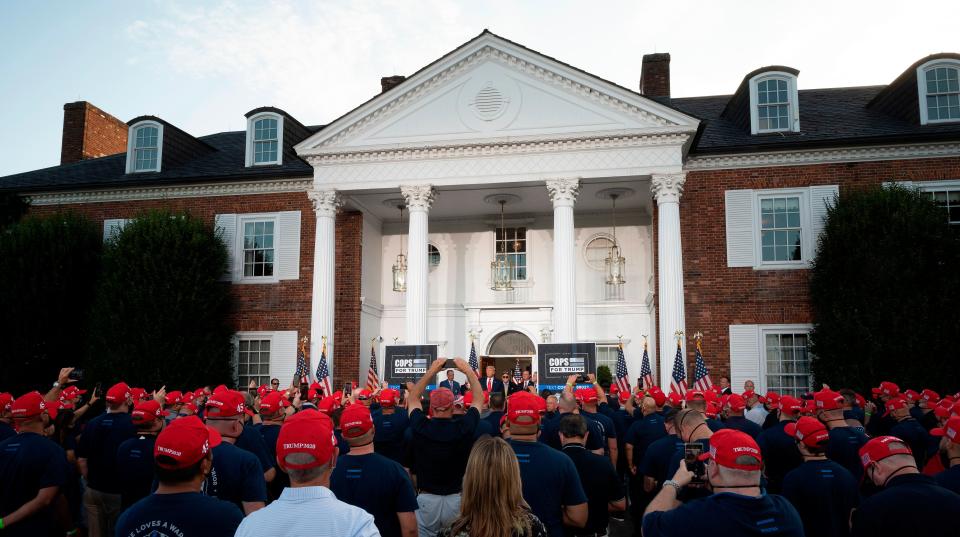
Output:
[686, 142, 960, 171]
[246, 112, 285, 167]
[749, 71, 800, 135]
[26, 177, 312, 206]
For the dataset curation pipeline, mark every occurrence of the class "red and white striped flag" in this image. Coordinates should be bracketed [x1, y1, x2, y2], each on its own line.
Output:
[365, 344, 381, 391]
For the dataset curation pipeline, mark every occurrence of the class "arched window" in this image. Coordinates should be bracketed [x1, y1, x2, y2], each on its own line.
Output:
[126, 121, 163, 173]
[245, 113, 284, 166]
[749, 71, 799, 134]
[487, 330, 535, 356]
[918, 60, 960, 124]
[428, 244, 441, 270]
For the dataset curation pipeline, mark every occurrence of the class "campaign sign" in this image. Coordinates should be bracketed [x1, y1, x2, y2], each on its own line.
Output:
[384, 345, 438, 388]
[537, 342, 597, 390]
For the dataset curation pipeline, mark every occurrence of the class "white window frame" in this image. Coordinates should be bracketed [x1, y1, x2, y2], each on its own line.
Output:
[235, 334, 274, 388]
[595, 343, 620, 374]
[237, 213, 279, 283]
[917, 59, 960, 125]
[494, 225, 530, 283]
[754, 188, 812, 269]
[759, 325, 813, 397]
[125, 121, 163, 173]
[582, 232, 616, 272]
[749, 72, 800, 135]
[245, 113, 284, 167]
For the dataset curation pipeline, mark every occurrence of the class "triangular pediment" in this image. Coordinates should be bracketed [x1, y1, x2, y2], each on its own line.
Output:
[296, 31, 698, 155]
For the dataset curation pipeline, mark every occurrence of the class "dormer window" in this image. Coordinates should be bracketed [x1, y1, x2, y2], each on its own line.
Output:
[749, 72, 799, 135]
[245, 113, 283, 166]
[918, 60, 960, 125]
[125, 121, 163, 173]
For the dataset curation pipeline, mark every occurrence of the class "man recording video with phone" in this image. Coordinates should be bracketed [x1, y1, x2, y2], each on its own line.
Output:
[642, 429, 804, 537]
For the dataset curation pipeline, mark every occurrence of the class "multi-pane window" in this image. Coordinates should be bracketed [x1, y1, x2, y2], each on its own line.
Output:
[925, 67, 960, 122]
[765, 332, 811, 397]
[757, 78, 790, 131]
[495, 227, 527, 280]
[927, 189, 960, 225]
[253, 117, 279, 164]
[760, 196, 802, 262]
[243, 220, 275, 277]
[133, 125, 159, 171]
[596, 345, 619, 374]
[238, 339, 271, 388]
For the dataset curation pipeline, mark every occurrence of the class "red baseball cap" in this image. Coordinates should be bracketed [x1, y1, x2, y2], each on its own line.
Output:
[726, 394, 746, 413]
[164, 391, 183, 406]
[684, 390, 705, 402]
[859, 436, 913, 467]
[259, 391, 289, 415]
[11, 392, 47, 419]
[762, 392, 780, 405]
[132, 400, 170, 425]
[667, 393, 682, 407]
[429, 388, 455, 411]
[154, 415, 221, 470]
[648, 390, 667, 407]
[813, 389, 843, 411]
[935, 400, 955, 418]
[357, 389, 373, 401]
[212, 384, 229, 395]
[581, 388, 599, 404]
[932, 416, 960, 444]
[854, 393, 866, 409]
[921, 389, 940, 405]
[61, 386, 87, 399]
[773, 395, 803, 415]
[181, 402, 198, 415]
[204, 390, 254, 418]
[617, 391, 630, 403]
[105, 382, 132, 404]
[882, 396, 910, 417]
[705, 401, 721, 418]
[317, 396, 338, 415]
[703, 390, 719, 403]
[802, 399, 818, 414]
[276, 410, 338, 470]
[697, 429, 762, 471]
[257, 385, 271, 398]
[130, 388, 148, 403]
[784, 416, 830, 448]
[507, 392, 542, 426]
[462, 390, 489, 406]
[378, 389, 398, 406]
[741, 390, 757, 400]
[872, 381, 900, 398]
[340, 404, 374, 438]
[0, 393, 13, 413]
[904, 389, 921, 402]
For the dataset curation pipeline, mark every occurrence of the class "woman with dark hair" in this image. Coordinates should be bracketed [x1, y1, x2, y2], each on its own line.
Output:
[440, 436, 547, 537]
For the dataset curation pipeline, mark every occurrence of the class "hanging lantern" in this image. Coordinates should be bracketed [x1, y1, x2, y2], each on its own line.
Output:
[490, 199, 514, 291]
[605, 193, 626, 286]
[393, 205, 407, 292]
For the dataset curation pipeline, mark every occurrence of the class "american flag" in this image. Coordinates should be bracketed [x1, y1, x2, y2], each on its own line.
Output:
[614, 342, 631, 394]
[315, 339, 332, 397]
[365, 344, 380, 391]
[640, 339, 655, 389]
[513, 358, 523, 383]
[669, 340, 688, 396]
[468, 339, 480, 378]
[295, 341, 310, 385]
[693, 338, 713, 392]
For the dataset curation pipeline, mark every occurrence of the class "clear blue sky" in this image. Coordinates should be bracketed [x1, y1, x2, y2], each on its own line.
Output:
[1, 0, 956, 177]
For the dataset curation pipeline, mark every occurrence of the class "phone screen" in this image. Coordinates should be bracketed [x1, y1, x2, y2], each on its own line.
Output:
[683, 442, 706, 483]
[344, 382, 352, 395]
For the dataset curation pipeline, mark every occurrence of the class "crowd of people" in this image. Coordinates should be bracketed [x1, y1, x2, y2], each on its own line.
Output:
[1, 361, 960, 537]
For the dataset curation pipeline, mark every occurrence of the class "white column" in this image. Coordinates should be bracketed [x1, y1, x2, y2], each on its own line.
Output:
[651, 173, 687, 388]
[401, 184, 436, 345]
[308, 189, 342, 378]
[546, 178, 581, 342]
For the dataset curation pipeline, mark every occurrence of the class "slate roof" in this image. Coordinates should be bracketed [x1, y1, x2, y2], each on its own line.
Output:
[658, 85, 960, 155]
[1, 126, 321, 193]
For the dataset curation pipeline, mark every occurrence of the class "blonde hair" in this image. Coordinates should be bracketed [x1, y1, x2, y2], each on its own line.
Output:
[448, 436, 532, 537]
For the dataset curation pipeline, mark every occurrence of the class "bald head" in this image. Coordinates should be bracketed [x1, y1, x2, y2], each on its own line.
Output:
[558, 391, 579, 413]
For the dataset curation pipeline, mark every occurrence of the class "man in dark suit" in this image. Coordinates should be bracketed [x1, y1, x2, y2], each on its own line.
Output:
[481, 365, 504, 394]
[509, 369, 536, 394]
[719, 376, 733, 395]
[438, 369, 460, 395]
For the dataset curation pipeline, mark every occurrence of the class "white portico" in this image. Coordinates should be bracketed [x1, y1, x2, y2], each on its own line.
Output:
[295, 31, 698, 387]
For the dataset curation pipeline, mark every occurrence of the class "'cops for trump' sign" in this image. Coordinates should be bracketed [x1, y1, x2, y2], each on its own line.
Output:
[537, 343, 596, 389]
[384, 345, 438, 386]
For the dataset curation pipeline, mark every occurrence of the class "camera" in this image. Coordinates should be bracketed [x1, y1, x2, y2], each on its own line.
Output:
[68, 369, 85, 381]
[683, 443, 707, 483]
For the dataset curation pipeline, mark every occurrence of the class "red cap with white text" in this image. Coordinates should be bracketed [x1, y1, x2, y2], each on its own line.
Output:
[154, 415, 221, 470]
[697, 429, 762, 470]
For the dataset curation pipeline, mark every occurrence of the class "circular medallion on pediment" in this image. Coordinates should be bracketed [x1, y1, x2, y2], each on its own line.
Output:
[458, 69, 521, 132]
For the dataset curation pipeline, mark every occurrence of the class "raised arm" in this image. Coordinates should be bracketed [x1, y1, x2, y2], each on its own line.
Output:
[407, 359, 446, 416]
[455, 358, 483, 412]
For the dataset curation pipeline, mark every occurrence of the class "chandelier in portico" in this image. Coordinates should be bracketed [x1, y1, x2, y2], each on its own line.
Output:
[392, 204, 407, 293]
[490, 199, 514, 291]
[598, 188, 632, 287]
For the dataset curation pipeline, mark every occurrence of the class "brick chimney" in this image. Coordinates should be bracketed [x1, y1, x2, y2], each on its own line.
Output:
[639, 53, 671, 98]
[60, 101, 128, 165]
[380, 75, 406, 94]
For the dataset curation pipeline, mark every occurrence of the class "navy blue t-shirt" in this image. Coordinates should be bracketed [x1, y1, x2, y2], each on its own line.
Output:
[373, 409, 409, 463]
[781, 459, 859, 537]
[472, 415, 495, 440]
[235, 423, 274, 472]
[756, 421, 802, 494]
[255, 423, 286, 499]
[642, 492, 804, 537]
[116, 435, 157, 509]
[581, 409, 617, 453]
[205, 441, 268, 509]
[0, 421, 15, 442]
[334, 429, 352, 456]
[935, 465, 960, 494]
[638, 434, 683, 485]
[844, 406, 865, 424]
[851, 473, 960, 537]
[0, 432, 69, 537]
[625, 413, 667, 468]
[562, 444, 624, 534]
[889, 418, 930, 469]
[541, 412, 604, 452]
[330, 452, 419, 537]
[825, 427, 867, 481]
[407, 407, 479, 495]
[76, 411, 136, 493]
[510, 439, 588, 537]
[706, 417, 726, 432]
[116, 492, 244, 537]
[725, 416, 763, 439]
[482, 410, 504, 437]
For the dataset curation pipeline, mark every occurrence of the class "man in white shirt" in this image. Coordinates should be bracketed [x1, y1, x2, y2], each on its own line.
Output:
[235, 409, 379, 537]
